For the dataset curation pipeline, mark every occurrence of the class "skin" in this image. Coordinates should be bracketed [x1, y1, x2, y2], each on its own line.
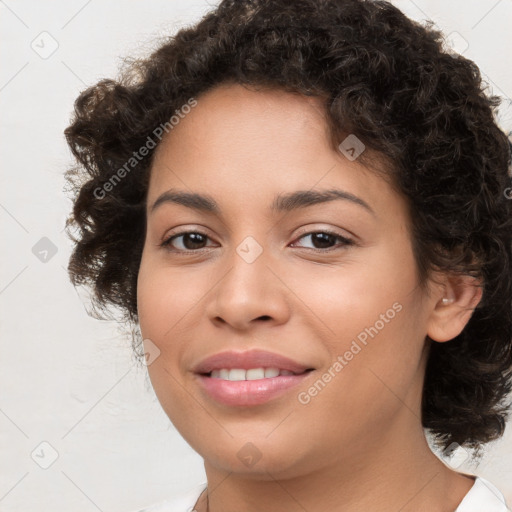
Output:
[136, 82, 483, 511]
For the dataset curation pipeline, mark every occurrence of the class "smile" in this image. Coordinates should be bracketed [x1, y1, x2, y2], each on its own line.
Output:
[196, 368, 314, 406]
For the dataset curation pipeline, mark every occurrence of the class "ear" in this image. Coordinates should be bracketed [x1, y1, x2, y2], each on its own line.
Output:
[426, 273, 483, 343]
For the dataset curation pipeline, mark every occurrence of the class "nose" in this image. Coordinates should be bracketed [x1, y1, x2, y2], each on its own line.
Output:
[205, 239, 291, 331]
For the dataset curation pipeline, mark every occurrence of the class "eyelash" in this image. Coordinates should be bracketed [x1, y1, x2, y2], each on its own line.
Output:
[159, 229, 355, 254]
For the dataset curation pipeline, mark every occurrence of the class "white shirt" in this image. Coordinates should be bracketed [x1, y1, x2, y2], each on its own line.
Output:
[133, 476, 509, 512]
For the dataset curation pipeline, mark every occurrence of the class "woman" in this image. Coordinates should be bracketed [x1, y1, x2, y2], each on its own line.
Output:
[63, 0, 512, 510]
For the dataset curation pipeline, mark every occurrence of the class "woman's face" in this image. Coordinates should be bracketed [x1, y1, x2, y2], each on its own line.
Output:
[137, 83, 437, 478]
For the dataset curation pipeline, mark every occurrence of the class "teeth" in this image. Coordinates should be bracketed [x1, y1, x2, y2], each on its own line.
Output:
[264, 368, 280, 378]
[228, 369, 246, 381]
[209, 367, 298, 380]
[246, 368, 265, 380]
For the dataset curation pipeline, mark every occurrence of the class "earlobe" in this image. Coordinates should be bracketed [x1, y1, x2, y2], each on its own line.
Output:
[426, 274, 483, 343]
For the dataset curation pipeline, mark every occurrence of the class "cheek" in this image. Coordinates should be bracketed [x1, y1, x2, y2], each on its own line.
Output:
[304, 238, 425, 400]
[304, 238, 418, 337]
[137, 253, 206, 343]
[136, 255, 199, 426]
[294, 299, 425, 460]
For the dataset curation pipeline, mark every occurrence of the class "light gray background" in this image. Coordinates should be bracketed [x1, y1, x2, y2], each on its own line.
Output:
[1, 1, 511, 511]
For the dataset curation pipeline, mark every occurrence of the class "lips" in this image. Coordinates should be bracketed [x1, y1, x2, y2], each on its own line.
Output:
[192, 349, 316, 407]
[192, 349, 315, 375]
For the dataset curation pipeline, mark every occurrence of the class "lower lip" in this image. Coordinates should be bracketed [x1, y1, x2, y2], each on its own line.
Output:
[196, 372, 313, 407]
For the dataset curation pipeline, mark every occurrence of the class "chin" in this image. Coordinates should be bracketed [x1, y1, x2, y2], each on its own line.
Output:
[199, 436, 312, 479]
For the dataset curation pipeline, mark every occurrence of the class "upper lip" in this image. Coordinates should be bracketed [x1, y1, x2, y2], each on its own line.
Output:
[192, 349, 315, 375]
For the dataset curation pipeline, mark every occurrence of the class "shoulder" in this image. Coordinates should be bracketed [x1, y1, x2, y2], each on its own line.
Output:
[456, 476, 510, 512]
[129, 482, 207, 512]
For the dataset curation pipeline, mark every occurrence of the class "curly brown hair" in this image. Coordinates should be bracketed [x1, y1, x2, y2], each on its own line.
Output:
[63, 0, 512, 453]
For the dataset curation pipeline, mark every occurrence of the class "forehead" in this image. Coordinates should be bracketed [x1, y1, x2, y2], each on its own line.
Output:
[147, 83, 401, 221]
[153, 83, 333, 160]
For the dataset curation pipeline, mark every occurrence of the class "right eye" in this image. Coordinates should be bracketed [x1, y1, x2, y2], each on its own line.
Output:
[160, 231, 216, 252]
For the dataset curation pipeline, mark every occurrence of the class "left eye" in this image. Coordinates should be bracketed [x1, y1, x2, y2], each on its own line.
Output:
[160, 230, 354, 252]
[290, 231, 354, 251]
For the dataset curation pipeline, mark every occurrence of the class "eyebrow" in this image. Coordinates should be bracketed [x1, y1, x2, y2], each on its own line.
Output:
[150, 188, 375, 217]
